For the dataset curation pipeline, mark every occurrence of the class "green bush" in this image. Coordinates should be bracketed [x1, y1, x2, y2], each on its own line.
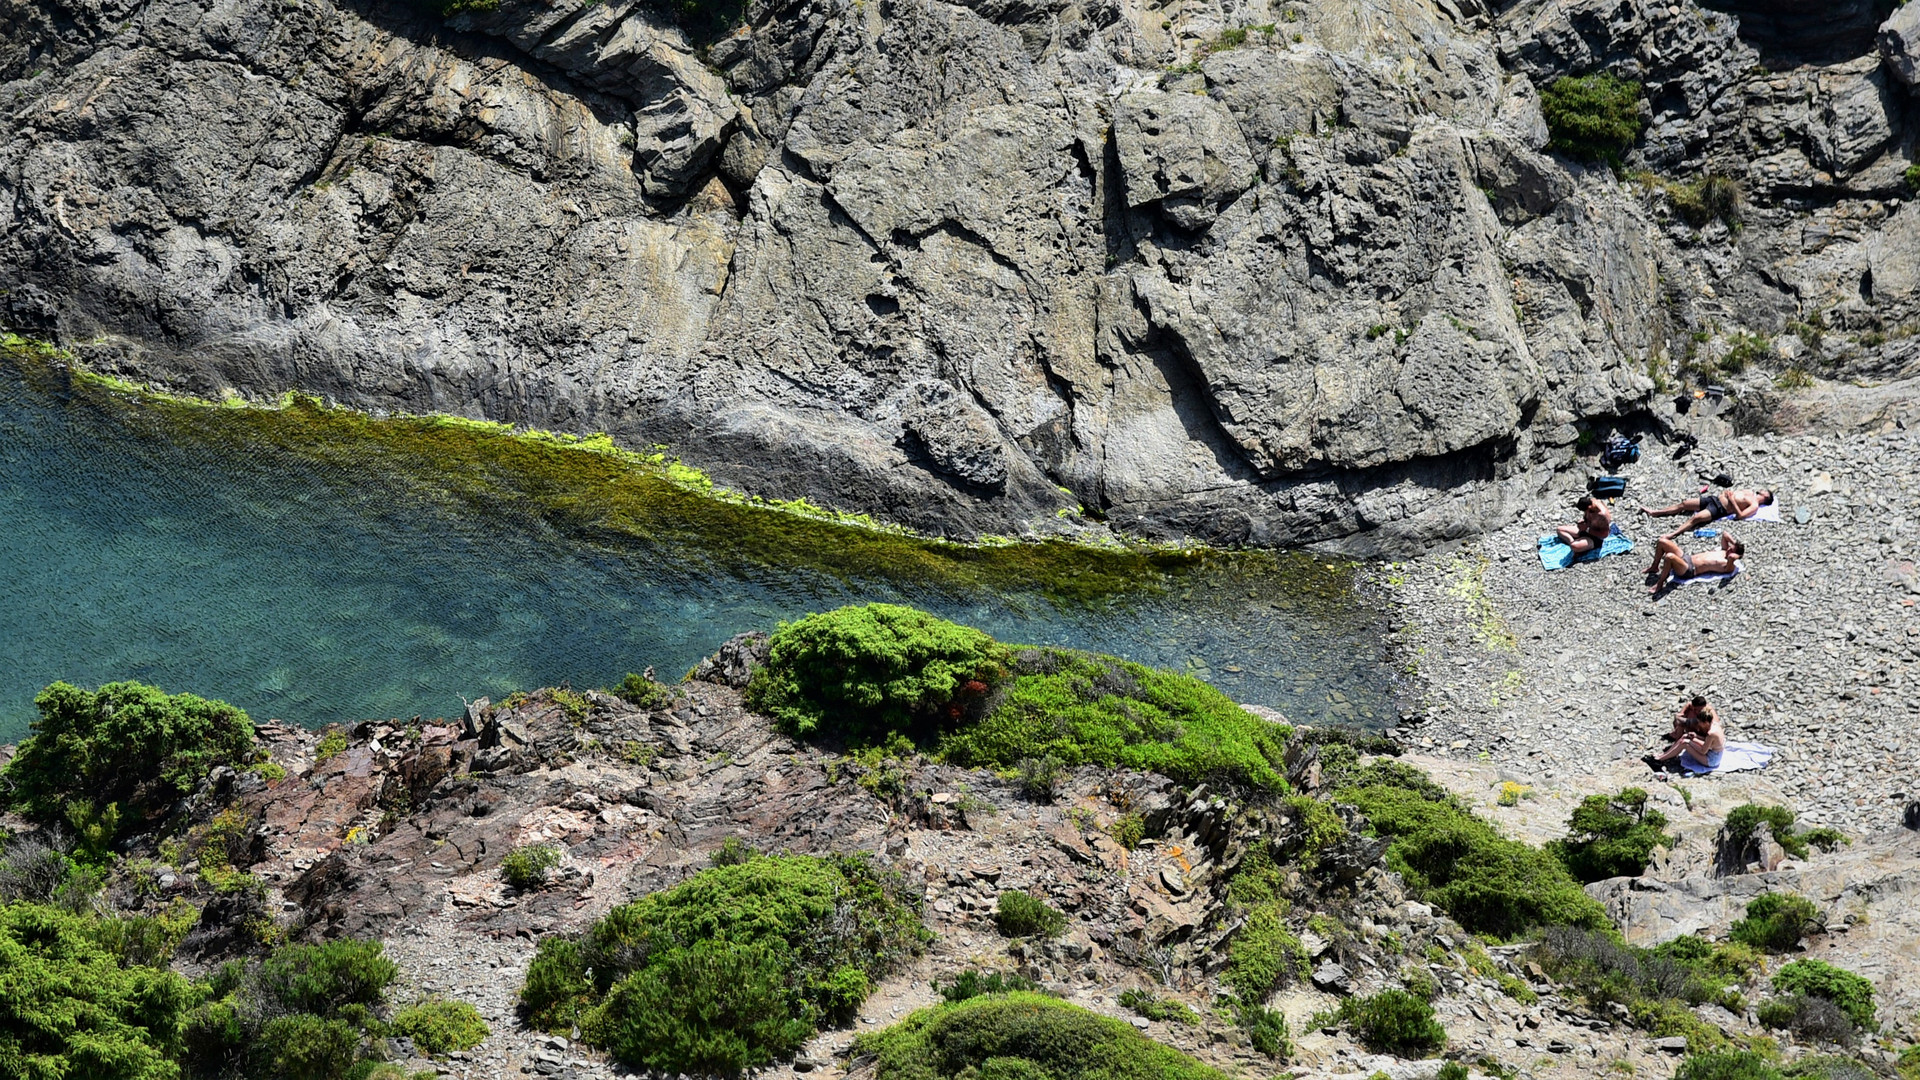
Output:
[262, 1013, 361, 1080]
[1730, 892, 1820, 953]
[1437, 1063, 1470, 1080]
[1725, 805, 1825, 860]
[1669, 175, 1741, 228]
[586, 940, 814, 1076]
[994, 890, 1066, 938]
[501, 844, 563, 890]
[1757, 993, 1858, 1046]
[744, 607, 1294, 792]
[0, 901, 195, 1079]
[1676, 1051, 1786, 1080]
[940, 647, 1292, 791]
[941, 970, 1041, 1003]
[1335, 763, 1609, 938]
[1235, 1002, 1291, 1059]
[1118, 988, 1197, 1025]
[252, 939, 398, 1017]
[1796, 827, 1847, 854]
[1540, 74, 1646, 166]
[391, 1000, 489, 1056]
[1905, 164, 1920, 194]
[612, 671, 673, 709]
[524, 854, 926, 1071]
[854, 993, 1233, 1080]
[1336, 989, 1446, 1055]
[745, 604, 1010, 740]
[1224, 903, 1307, 1002]
[1551, 788, 1676, 882]
[711, 836, 757, 866]
[1772, 960, 1875, 1030]
[2, 680, 254, 829]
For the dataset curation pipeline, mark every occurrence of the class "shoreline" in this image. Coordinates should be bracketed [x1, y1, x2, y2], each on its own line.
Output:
[1377, 422, 1919, 832]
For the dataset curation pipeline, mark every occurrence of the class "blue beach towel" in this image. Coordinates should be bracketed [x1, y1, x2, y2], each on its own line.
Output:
[1538, 526, 1635, 570]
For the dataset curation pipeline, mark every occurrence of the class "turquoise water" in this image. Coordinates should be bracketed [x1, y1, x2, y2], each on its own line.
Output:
[0, 360, 1396, 741]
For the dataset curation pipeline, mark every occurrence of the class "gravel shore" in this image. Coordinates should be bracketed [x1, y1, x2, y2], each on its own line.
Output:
[1377, 421, 1920, 832]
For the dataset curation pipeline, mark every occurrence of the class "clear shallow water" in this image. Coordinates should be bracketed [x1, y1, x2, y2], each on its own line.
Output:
[0, 359, 1397, 741]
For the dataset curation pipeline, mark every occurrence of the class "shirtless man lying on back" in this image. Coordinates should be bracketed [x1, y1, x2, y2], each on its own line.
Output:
[1642, 488, 1774, 539]
[1644, 532, 1744, 594]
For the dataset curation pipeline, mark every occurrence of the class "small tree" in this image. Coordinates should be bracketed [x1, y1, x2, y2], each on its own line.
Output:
[1540, 74, 1646, 167]
[1729, 892, 1820, 953]
[1551, 788, 1676, 882]
[3, 681, 255, 829]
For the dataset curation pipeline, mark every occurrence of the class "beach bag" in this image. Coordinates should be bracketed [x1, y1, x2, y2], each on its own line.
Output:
[1600, 434, 1641, 470]
[1589, 475, 1628, 499]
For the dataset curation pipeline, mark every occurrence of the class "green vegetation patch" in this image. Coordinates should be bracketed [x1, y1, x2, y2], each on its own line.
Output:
[1533, 927, 1763, 1050]
[1551, 788, 1676, 883]
[994, 890, 1066, 939]
[1676, 1051, 1785, 1080]
[1330, 760, 1608, 938]
[2, 681, 255, 836]
[0, 901, 196, 1079]
[854, 993, 1233, 1080]
[1224, 902, 1308, 1003]
[1730, 892, 1820, 953]
[1330, 989, 1446, 1056]
[1540, 74, 1646, 167]
[747, 605, 1294, 791]
[1771, 960, 1875, 1031]
[1724, 805, 1845, 861]
[390, 1000, 489, 1056]
[500, 844, 563, 891]
[520, 853, 927, 1075]
[1117, 988, 1197, 1025]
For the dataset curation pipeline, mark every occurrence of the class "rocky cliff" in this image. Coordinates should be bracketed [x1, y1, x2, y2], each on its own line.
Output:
[3, 0, 1918, 549]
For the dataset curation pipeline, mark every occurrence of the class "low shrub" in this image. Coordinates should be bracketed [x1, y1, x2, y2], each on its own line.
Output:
[392, 999, 490, 1056]
[1334, 762, 1609, 938]
[1015, 754, 1064, 802]
[711, 836, 756, 866]
[1551, 787, 1675, 882]
[1667, 175, 1741, 228]
[612, 671, 673, 709]
[1533, 926, 1758, 1043]
[1112, 814, 1146, 850]
[1730, 892, 1820, 953]
[940, 970, 1040, 1003]
[1771, 960, 1875, 1031]
[1757, 993, 1858, 1046]
[1540, 74, 1646, 166]
[1437, 1063, 1470, 1080]
[745, 604, 1009, 740]
[1118, 988, 1198, 1025]
[2, 680, 255, 831]
[501, 844, 563, 890]
[1676, 1051, 1786, 1080]
[0, 901, 196, 1078]
[1224, 903, 1307, 1002]
[252, 938, 399, 1017]
[522, 854, 926, 1072]
[854, 993, 1233, 1080]
[1335, 989, 1446, 1056]
[744, 606, 1294, 792]
[995, 890, 1066, 938]
[1235, 1001, 1291, 1059]
[1906, 163, 1920, 194]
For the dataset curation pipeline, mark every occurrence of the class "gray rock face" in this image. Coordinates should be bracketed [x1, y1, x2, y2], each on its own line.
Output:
[0, 0, 1915, 552]
[1883, 2, 1920, 90]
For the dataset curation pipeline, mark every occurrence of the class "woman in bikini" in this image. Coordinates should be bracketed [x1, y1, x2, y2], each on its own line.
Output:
[1650, 703, 1726, 770]
[1554, 495, 1613, 555]
[1644, 531, 1744, 594]
[1642, 488, 1774, 540]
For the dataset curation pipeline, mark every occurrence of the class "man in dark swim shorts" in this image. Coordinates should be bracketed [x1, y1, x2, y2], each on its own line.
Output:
[1644, 532, 1744, 594]
[1554, 495, 1613, 555]
[1642, 488, 1773, 539]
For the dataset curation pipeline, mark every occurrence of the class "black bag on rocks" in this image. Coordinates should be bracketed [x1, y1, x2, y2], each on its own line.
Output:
[1589, 475, 1628, 499]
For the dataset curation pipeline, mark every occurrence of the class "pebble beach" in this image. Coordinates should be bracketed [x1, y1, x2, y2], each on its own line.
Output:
[1380, 422, 1920, 832]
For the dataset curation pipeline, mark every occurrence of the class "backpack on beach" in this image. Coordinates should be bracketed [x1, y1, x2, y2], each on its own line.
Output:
[1589, 475, 1629, 499]
[1599, 434, 1641, 471]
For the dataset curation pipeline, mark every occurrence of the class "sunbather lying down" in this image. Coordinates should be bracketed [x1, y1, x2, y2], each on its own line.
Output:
[1642, 488, 1773, 539]
[1645, 532, 1743, 594]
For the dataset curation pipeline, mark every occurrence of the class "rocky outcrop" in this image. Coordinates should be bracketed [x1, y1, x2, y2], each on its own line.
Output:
[1, 0, 1917, 552]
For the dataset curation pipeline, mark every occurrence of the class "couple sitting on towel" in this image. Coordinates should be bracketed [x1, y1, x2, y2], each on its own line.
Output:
[1646, 695, 1725, 771]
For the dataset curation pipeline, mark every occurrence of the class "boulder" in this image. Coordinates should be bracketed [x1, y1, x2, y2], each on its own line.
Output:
[1883, 2, 1920, 89]
[1111, 92, 1257, 228]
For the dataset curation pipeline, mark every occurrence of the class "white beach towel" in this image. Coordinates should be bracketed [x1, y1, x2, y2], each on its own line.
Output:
[1681, 740, 1776, 775]
[1706, 501, 1782, 526]
[1669, 559, 1744, 585]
